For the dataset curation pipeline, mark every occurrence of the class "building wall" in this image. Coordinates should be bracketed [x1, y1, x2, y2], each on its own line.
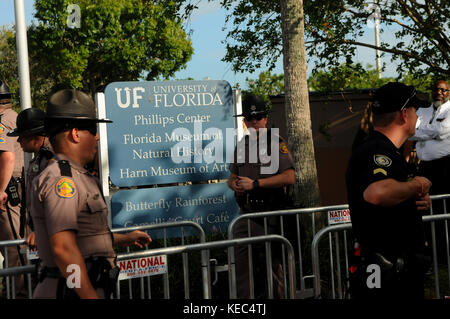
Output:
[269, 91, 372, 205]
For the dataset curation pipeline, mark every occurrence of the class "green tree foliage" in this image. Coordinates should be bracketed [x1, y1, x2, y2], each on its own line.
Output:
[309, 63, 436, 95]
[243, 70, 284, 108]
[308, 63, 392, 92]
[28, 0, 194, 95]
[0, 27, 53, 110]
[217, 0, 449, 78]
[246, 66, 385, 98]
[247, 65, 436, 100]
[0, 27, 19, 109]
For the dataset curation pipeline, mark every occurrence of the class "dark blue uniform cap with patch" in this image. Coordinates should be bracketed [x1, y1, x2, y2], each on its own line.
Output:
[372, 82, 429, 115]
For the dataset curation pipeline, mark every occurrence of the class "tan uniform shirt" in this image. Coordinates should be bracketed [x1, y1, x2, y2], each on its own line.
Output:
[229, 130, 294, 213]
[0, 106, 24, 177]
[25, 140, 54, 210]
[229, 131, 294, 179]
[31, 153, 115, 268]
[0, 106, 25, 278]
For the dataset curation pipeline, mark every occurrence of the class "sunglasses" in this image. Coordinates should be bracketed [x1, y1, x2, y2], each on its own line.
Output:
[400, 88, 417, 111]
[244, 114, 267, 121]
[77, 124, 97, 136]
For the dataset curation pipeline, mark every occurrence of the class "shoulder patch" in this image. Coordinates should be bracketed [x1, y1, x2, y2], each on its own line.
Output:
[0, 124, 5, 134]
[279, 141, 289, 154]
[373, 154, 392, 167]
[55, 177, 77, 198]
[0, 137, 5, 144]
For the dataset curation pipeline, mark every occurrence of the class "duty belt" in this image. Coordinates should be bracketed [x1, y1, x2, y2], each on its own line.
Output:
[38, 266, 62, 281]
[38, 257, 120, 299]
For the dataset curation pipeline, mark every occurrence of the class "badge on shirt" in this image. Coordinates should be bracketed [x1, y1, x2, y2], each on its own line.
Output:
[0, 137, 5, 144]
[373, 154, 392, 167]
[32, 164, 39, 173]
[55, 178, 77, 198]
[280, 142, 289, 154]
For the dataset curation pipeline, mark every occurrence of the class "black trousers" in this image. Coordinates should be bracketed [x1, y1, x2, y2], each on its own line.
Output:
[349, 254, 425, 299]
[419, 156, 450, 196]
[418, 157, 450, 263]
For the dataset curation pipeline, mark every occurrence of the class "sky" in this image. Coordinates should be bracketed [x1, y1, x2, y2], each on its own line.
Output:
[0, 0, 399, 90]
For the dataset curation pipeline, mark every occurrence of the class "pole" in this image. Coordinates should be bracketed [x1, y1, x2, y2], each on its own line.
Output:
[13, 0, 32, 111]
[14, 0, 32, 195]
[374, 0, 382, 79]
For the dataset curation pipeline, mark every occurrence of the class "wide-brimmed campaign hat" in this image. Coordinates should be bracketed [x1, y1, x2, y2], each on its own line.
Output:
[372, 82, 429, 115]
[234, 94, 270, 118]
[0, 80, 11, 96]
[7, 108, 46, 137]
[46, 88, 112, 122]
[45, 88, 112, 136]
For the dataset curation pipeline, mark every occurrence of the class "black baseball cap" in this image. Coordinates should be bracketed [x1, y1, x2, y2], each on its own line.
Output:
[372, 82, 429, 115]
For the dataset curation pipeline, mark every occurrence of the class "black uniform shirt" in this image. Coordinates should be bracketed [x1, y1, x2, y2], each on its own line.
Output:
[346, 130, 424, 258]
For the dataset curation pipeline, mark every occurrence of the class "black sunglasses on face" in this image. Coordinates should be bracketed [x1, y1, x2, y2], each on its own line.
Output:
[77, 124, 97, 136]
[244, 114, 266, 121]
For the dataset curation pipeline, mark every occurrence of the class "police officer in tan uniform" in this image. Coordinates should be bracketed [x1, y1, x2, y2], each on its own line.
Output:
[31, 89, 151, 299]
[228, 94, 295, 298]
[0, 80, 25, 295]
[7, 108, 54, 249]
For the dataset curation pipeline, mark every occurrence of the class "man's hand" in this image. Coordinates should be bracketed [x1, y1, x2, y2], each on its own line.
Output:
[416, 193, 431, 211]
[128, 230, 152, 248]
[412, 176, 432, 198]
[235, 176, 255, 191]
[228, 174, 245, 193]
[115, 230, 152, 248]
[26, 232, 37, 250]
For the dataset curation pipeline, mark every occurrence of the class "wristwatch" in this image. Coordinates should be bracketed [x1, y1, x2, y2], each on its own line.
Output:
[253, 179, 259, 189]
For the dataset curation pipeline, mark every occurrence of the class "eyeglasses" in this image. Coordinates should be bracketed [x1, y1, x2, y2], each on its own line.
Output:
[77, 124, 97, 136]
[435, 87, 450, 94]
[244, 114, 266, 121]
[400, 88, 417, 111]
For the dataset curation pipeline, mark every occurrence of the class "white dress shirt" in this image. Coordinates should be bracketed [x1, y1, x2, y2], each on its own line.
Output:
[410, 100, 450, 161]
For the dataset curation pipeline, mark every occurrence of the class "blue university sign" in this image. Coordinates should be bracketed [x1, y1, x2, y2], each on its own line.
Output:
[111, 183, 239, 237]
[104, 80, 235, 187]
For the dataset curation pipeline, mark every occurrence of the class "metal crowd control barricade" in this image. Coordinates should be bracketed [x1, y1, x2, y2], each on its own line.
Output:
[0, 221, 207, 300]
[227, 204, 349, 299]
[311, 212, 450, 299]
[111, 221, 208, 299]
[117, 234, 297, 299]
[0, 238, 35, 299]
